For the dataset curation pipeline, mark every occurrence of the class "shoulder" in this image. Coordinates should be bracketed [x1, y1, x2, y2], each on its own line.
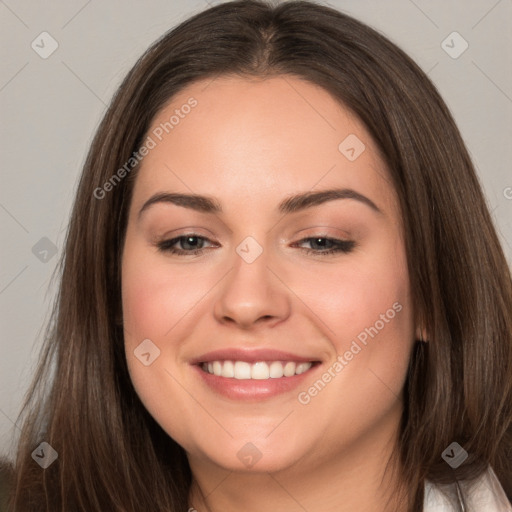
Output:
[424, 466, 512, 511]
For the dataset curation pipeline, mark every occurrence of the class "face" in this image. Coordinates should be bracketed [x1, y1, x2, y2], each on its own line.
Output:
[121, 75, 417, 475]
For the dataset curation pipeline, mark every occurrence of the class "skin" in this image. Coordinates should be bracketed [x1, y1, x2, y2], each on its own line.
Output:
[121, 75, 421, 511]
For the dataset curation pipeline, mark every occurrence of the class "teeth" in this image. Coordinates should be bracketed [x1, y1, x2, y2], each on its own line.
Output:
[213, 361, 222, 376]
[201, 360, 313, 379]
[283, 361, 296, 377]
[269, 361, 284, 378]
[251, 362, 270, 380]
[295, 363, 310, 375]
[234, 361, 251, 379]
[221, 360, 234, 378]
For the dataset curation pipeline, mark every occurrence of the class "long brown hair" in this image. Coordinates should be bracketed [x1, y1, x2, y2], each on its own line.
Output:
[3, 1, 511, 510]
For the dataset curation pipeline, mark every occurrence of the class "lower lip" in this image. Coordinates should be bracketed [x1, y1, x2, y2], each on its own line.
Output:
[193, 364, 320, 401]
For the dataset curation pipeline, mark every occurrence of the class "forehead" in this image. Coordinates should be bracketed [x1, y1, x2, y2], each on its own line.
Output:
[131, 75, 397, 217]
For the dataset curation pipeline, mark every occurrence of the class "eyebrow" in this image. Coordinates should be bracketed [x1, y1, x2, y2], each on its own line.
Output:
[137, 187, 382, 220]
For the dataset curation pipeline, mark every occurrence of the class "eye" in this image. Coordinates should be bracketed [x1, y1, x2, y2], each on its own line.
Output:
[294, 237, 356, 256]
[156, 234, 216, 255]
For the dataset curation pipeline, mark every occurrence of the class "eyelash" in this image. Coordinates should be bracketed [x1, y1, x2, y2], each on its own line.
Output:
[156, 234, 356, 257]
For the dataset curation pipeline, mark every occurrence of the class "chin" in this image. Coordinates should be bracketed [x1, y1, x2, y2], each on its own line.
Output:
[184, 434, 307, 474]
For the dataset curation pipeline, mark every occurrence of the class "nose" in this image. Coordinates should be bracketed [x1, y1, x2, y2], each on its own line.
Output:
[213, 249, 291, 330]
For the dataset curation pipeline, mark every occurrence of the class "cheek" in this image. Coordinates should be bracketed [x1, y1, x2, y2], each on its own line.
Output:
[291, 241, 411, 351]
[121, 249, 206, 344]
[122, 273, 168, 345]
[293, 237, 414, 418]
[292, 241, 413, 442]
[121, 247, 196, 443]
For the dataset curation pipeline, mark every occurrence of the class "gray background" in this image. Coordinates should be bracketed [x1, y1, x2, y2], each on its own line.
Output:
[1, 0, 511, 459]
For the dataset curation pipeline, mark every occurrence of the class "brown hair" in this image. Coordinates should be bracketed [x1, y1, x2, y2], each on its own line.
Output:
[3, 1, 511, 510]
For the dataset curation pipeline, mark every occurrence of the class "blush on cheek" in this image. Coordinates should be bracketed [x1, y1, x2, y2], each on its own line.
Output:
[121, 259, 168, 337]
[122, 261, 210, 348]
[123, 285, 174, 345]
[313, 273, 396, 347]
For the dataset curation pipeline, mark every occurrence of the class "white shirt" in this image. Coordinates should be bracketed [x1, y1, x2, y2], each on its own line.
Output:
[424, 466, 512, 511]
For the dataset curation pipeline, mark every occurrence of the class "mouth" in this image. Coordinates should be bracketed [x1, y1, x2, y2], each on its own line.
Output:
[191, 349, 322, 401]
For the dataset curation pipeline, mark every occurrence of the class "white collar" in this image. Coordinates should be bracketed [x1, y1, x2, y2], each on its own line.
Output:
[423, 466, 512, 511]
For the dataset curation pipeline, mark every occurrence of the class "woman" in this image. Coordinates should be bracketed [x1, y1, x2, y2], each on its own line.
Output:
[2, 1, 511, 510]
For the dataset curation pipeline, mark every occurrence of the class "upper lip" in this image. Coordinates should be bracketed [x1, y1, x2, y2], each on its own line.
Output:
[190, 348, 321, 365]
